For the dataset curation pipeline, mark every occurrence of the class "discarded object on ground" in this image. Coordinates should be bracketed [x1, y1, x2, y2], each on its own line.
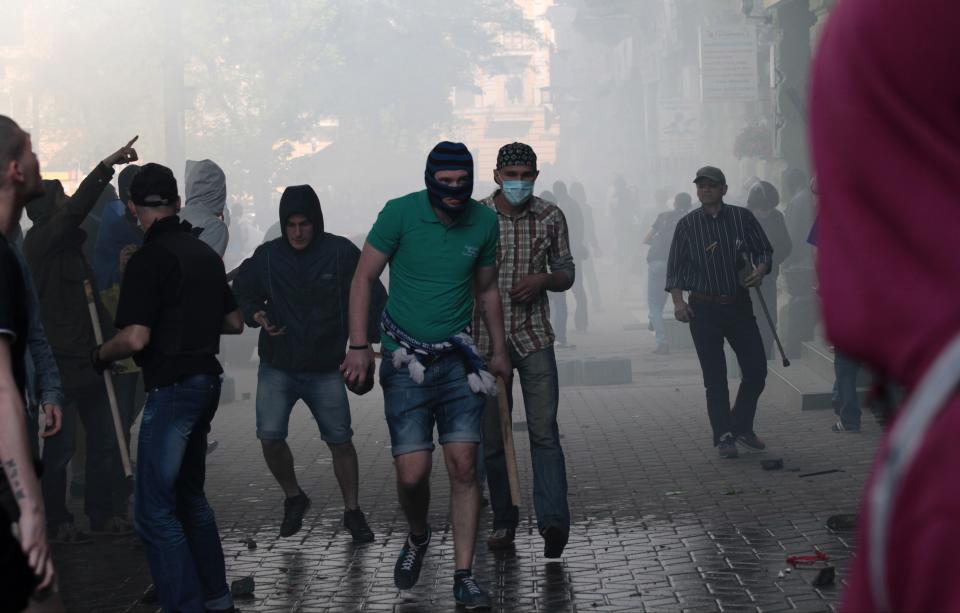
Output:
[787, 549, 829, 566]
[243, 537, 257, 550]
[231, 576, 255, 599]
[826, 513, 858, 532]
[798, 469, 844, 478]
[761, 458, 784, 470]
[812, 566, 836, 587]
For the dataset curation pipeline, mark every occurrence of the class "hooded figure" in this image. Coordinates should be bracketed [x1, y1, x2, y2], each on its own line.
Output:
[811, 1, 960, 611]
[233, 185, 385, 373]
[180, 159, 228, 257]
[23, 173, 115, 389]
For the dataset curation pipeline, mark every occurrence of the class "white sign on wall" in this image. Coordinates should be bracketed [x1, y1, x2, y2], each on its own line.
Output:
[658, 99, 701, 157]
[699, 25, 759, 102]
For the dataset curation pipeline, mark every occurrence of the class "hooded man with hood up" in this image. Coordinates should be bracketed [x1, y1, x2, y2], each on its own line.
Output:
[180, 159, 228, 258]
[811, 1, 960, 610]
[232, 185, 385, 543]
[22, 137, 139, 542]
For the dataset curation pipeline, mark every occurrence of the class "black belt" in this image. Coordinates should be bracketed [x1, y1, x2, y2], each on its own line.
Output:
[689, 291, 744, 305]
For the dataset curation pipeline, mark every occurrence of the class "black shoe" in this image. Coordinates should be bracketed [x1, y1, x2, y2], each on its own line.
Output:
[343, 509, 375, 543]
[453, 571, 491, 609]
[486, 527, 516, 550]
[735, 432, 766, 450]
[279, 490, 311, 537]
[394, 527, 431, 589]
[718, 436, 739, 459]
[542, 525, 568, 558]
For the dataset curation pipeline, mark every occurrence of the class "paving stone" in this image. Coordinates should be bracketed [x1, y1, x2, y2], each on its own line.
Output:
[50, 315, 877, 612]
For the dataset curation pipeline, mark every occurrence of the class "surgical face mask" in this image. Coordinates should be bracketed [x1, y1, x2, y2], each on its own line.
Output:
[501, 180, 535, 206]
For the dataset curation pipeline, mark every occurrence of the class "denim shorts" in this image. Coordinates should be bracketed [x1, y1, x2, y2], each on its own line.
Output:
[255, 362, 352, 443]
[380, 350, 484, 457]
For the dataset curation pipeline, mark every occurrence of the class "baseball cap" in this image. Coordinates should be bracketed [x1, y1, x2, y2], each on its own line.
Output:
[129, 163, 178, 207]
[693, 166, 726, 185]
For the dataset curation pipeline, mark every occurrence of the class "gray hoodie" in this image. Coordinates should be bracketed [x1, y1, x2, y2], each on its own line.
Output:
[180, 159, 228, 257]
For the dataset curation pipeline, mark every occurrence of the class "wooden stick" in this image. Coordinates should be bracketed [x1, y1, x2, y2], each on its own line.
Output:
[83, 281, 133, 478]
[496, 377, 522, 506]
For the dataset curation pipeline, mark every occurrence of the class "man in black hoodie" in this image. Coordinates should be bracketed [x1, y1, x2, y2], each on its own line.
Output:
[233, 185, 386, 541]
[23, 136, 139, 541]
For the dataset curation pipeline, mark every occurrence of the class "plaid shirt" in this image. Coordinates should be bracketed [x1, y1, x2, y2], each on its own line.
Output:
[473, 191, 575, 358]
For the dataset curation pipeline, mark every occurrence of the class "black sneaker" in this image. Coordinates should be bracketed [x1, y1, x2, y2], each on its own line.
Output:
[542, 525, 569, 558]
[735, 432, 767, 450]
[718, 436, 739, 459]
[453, 571, 491, 610]
[394, 527, 431, 589]
[343, 509, 375, 543]
[279, 490, 311, 537]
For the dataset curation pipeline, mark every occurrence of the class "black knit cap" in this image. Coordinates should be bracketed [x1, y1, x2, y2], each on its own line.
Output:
[129, 163, 178, 207]
[496, 142, 537, 170]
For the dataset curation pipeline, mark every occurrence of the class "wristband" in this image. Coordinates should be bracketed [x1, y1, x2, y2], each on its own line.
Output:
[91, 344, 110, 375]
[349, 344, 370, 351]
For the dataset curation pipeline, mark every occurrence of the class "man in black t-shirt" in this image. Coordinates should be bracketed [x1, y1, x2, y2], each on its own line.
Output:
[94, 163, 244, 613]
[0, 115, 56, 610]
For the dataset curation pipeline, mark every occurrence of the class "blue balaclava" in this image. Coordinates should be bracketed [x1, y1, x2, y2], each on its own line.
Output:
[424, 141, 474, 217]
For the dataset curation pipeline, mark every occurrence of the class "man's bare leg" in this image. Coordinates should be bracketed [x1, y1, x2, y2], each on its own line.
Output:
[395, 450, 432, 535]
[328, 441, 360, 511]
[260, 440, 300, 498]
[443, 442, 480, 571]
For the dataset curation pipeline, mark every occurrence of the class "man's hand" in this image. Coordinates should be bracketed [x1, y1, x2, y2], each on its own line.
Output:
[509, 274, 547, 304]
[118, 244, 139, 277]
[102, 136, 139, 167]
[40, 404, 62, 438]
[488, 351, 512, 382]
[340, 347, 375, 391]
[741, 263, 769, 288]
[18, 506, 55, 591]
[253, 311, 286, 336]
[674, 300, 695, 323]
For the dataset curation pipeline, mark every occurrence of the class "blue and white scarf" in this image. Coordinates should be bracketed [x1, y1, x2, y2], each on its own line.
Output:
[381, 310, 497, 396]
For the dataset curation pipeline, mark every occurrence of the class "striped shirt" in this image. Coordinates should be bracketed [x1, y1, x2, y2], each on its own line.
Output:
[473, 192, 575, 358]
[665, 203, 773, 296]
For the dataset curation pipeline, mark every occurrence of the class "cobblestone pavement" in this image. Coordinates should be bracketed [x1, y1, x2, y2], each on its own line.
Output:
[53, 305, 881, 612]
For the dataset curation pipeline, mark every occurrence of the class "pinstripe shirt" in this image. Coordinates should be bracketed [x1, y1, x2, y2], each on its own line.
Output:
[473, 192, 575, 357]
[665, 203, 773, 296]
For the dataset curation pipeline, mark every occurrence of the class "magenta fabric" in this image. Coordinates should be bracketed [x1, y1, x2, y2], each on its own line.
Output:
[811, 1, 960, 611]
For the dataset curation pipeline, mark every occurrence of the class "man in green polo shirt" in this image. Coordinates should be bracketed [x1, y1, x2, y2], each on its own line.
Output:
[342, 141, 509, 610]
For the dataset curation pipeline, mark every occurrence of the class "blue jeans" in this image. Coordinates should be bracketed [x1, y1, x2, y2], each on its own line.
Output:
[134, 375, 232, 613]
[379, 350, 485, 456]
[647, 260, 668, 346]
[255, 362, 352, 443]
[482, 346, 569, 534]
[833, 352, 861, 430]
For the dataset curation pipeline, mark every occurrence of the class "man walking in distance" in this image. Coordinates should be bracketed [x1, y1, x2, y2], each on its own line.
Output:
[666, 166, 773, 459]
[0, 115, 58, 611]
[342, 142, 510, 609]
[233, 184, 385, 541]
[644, 192, 693, 355]
[474, 142, 574, 557]
[93, 163, 244, 613]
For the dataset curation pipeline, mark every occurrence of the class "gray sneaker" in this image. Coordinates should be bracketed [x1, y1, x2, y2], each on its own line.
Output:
[718, 436, 739, 459]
